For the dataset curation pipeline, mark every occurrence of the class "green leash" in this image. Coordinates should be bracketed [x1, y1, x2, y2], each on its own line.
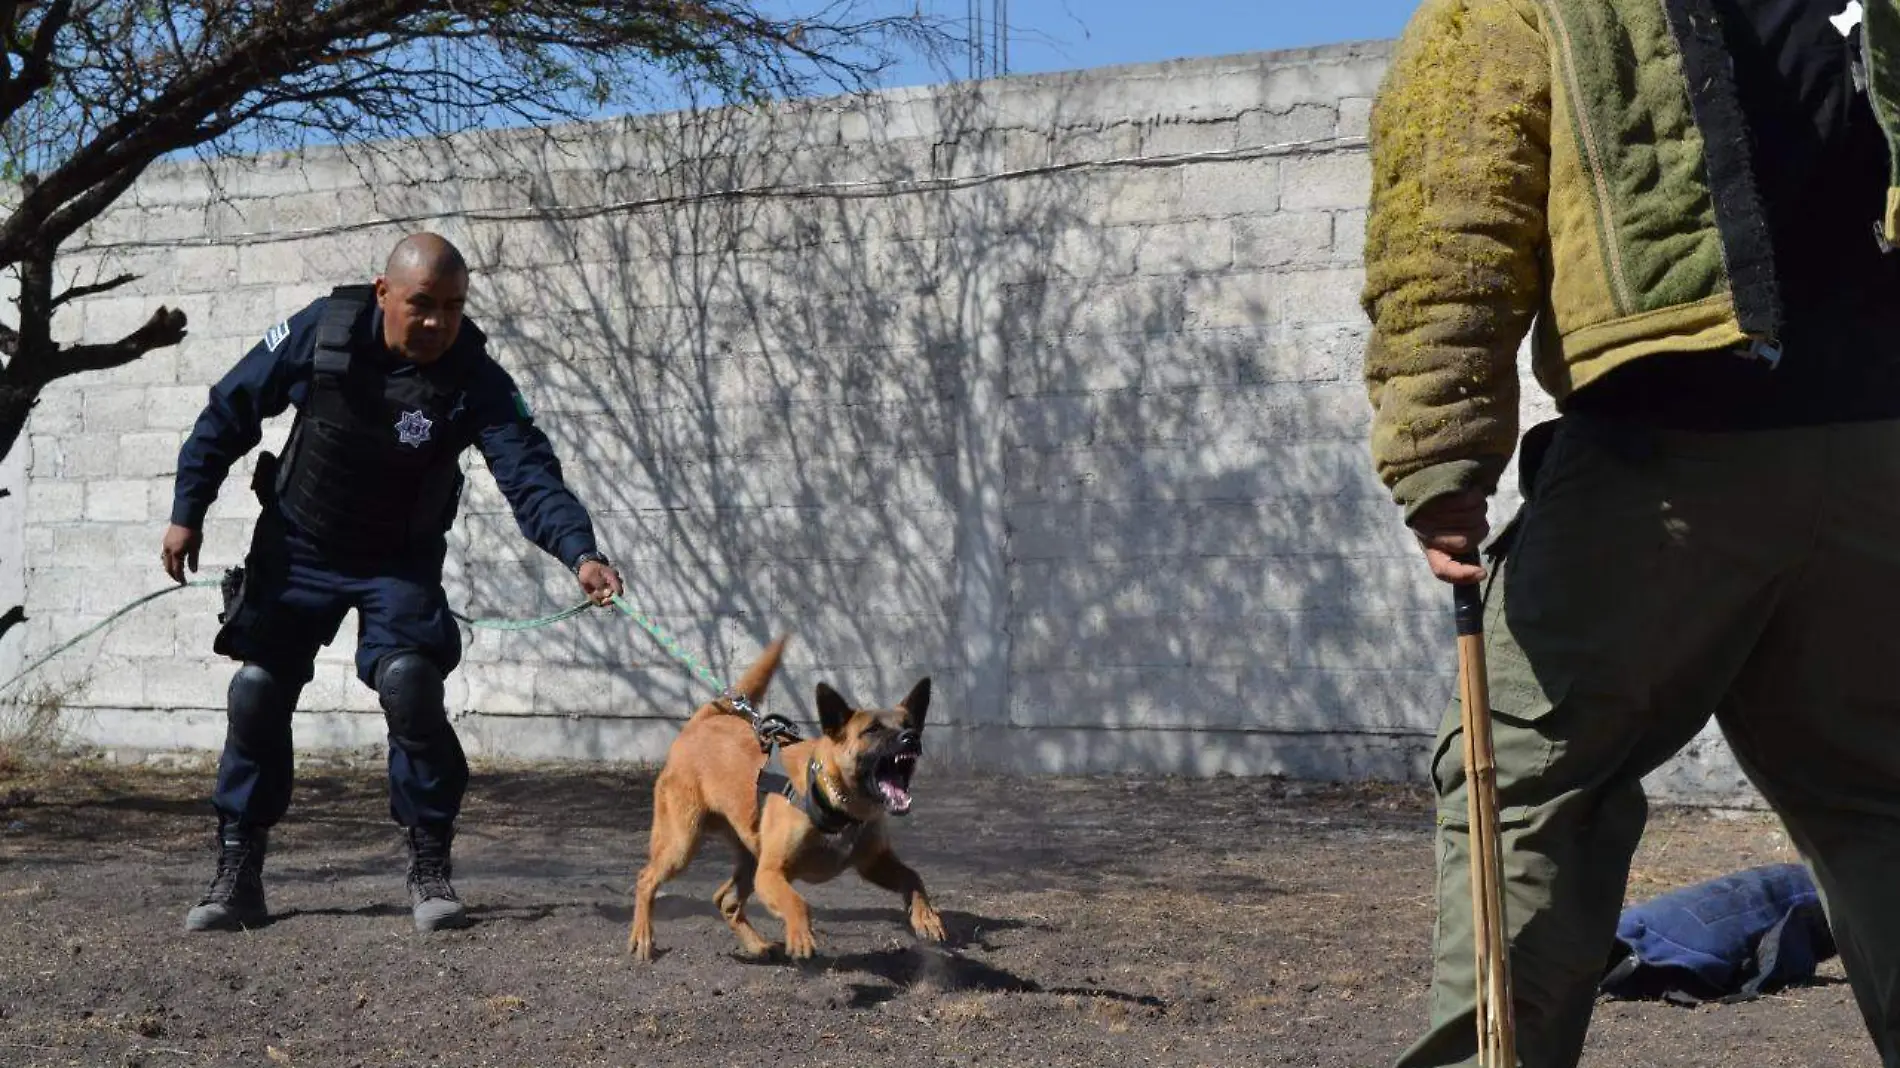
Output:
[605, 593, 733, 697]
[0, 579, 753, 715]
[0, 578, 223, 696]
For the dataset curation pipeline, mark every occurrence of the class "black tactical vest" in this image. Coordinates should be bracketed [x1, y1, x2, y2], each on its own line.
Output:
[274, 285, 470, 556]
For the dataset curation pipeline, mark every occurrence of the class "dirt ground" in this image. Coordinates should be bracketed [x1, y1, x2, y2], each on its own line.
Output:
[0, 760, 1874, 1068]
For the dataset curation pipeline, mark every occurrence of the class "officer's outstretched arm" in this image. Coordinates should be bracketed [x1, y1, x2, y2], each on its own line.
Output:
[472, 377, 601, 567]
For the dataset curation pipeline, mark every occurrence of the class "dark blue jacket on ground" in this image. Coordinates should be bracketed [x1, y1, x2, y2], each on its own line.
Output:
[1600, 862, 1837, 1005]
[172, 293, 600, 569]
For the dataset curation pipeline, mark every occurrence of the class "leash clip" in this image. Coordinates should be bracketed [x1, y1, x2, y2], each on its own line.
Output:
[723, 688, 801, 751]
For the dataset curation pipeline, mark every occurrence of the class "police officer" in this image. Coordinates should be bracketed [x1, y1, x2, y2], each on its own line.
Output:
[160, 232, 624, 934]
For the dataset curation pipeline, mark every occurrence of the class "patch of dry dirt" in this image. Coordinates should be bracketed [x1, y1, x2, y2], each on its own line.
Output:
[0, 762, 1869, 1067]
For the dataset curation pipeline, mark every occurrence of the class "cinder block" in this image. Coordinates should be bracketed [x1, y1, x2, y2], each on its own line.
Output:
[1267, 267, 1370, 326]
[1238, 104, 1340, 146]
[1293, 610, 1445, 672]
[83, 388, 150, 433]
[85, 480, 152, 523]
[25, 567, 90, 619]
[1142, 117, 1241, 156]
[118, 432, 181, 478]
[1332, 209, 1369, 264]
[59, 433, 121, 479]
[1263, 55, 1389, 112]
[1189, 612, 1296, 668]
[1084, 171, 1186, 227]
[69, 654, 145, 707]
[461, 662, 539, 715]
[144, 657, 229, 709]
[236, 243, 308, 286]
[1183, 272, 1275, 332]
[1133, 220, 1236, 276]
[27, 478, 84, 522]
[202, 287, 281, 341]
[1235, 665, 1449, 732]
[169, 245, 240, 289]
[1005, 501, 1090, 559]
[102, 614, 177, 659]
[1007, 667, 1237, 729]
[26, 388, 82, 434]
[1338, 97, 1374, 139]
[1230, 324, 1348, 386]
[101, 346, 181, 387]
[1280, 152, 1373, 212]
[145, 385, 214, 431]
[51, 522, 123, 559]
[1179, 159, 1280, 219]
[532, 664, 639, 716]
[79, 295, 165, 343]
[1232, 212, 1335, 270]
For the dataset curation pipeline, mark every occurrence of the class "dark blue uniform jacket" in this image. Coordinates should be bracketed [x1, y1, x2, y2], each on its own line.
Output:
[171, 293, 599, 568]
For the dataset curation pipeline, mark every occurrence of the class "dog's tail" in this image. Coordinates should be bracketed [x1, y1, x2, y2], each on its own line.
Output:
[722, 634, 789, 711]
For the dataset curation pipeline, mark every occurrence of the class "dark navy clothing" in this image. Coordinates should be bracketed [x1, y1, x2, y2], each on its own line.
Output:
[216, 525, 461, 689]
[178, 291, 601, 830]
[210, 529, 469, 829]
[174, 294, 599, 567]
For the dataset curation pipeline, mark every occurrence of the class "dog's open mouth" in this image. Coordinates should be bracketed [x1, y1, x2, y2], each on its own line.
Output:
[871, 751, 919, 814]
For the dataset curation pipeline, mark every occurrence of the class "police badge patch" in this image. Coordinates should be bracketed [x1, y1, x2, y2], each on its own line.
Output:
[394, 410, 434, 447]
[263, 319, 291, 352]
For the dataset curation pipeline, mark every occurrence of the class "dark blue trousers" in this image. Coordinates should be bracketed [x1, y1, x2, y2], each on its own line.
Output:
[211, 527, 467, 830]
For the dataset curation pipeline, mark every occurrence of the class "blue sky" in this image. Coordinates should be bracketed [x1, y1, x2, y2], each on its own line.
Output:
[875, 1, 1419, 89]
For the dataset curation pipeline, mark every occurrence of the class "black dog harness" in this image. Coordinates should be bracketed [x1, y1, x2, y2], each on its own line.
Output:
[755, 739, 861, 836]
[721, 688, 862, 835]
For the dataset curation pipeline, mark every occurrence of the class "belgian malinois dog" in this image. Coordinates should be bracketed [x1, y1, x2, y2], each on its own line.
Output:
[628, 636, 943, 960]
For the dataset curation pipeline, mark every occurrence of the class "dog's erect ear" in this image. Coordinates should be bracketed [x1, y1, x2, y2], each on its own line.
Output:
[816, 682, 853, 739]
[898, 677, 930, 729]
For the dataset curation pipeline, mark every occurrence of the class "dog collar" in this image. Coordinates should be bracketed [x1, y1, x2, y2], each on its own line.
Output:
[755, 742, 862, 836]
[802, 759, 861, 835]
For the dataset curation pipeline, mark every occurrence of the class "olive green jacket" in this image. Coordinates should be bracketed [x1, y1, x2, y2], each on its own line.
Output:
[1361, 0, 1900, 515]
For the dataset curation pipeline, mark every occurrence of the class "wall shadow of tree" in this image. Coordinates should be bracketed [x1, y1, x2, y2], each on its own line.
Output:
[350, 63, 1449, 780]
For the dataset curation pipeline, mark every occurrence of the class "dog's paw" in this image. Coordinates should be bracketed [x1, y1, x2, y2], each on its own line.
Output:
[784, 928, 818, 960]
[912, 907, 947, 943]
[629, 934, 656, 962]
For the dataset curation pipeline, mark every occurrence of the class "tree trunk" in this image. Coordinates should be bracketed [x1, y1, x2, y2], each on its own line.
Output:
[0, 379, 39, 470]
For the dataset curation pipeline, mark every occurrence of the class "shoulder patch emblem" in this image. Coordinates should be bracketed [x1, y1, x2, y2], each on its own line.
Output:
[263, 319, 291, 352]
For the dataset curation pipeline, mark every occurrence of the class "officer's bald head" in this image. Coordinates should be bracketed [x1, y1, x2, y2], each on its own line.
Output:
[385, 232, 467, 286]
[376, 232, 469, 365]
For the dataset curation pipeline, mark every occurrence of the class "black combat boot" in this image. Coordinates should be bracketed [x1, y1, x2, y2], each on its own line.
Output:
[184, 822, 269, 932]
[405, 823, 471, 933]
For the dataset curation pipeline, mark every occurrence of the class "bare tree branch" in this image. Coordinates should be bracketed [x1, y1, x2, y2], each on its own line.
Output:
[50, 272, 139, 310]
[0, 0, 76, 130]
[51, 306, 189, 378]
[0, 605, 25, 645]
[0, 0, 953, 467]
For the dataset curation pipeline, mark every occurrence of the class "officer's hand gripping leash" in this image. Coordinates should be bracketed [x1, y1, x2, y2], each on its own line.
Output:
[1454, 559, 1516, 1067]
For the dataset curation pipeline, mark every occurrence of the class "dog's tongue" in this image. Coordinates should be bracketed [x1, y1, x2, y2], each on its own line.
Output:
[878, 779, 913, 813]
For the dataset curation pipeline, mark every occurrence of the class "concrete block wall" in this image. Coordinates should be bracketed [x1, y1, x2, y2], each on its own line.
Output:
[1, 41, 1757, 803]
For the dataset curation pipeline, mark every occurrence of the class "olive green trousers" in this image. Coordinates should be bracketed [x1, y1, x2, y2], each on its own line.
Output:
[1396, 415, 1900, 1068]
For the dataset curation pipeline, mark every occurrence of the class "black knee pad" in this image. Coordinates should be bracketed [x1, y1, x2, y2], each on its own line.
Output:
[227, 663, 296, 749]
[375, 652, 447, 742]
